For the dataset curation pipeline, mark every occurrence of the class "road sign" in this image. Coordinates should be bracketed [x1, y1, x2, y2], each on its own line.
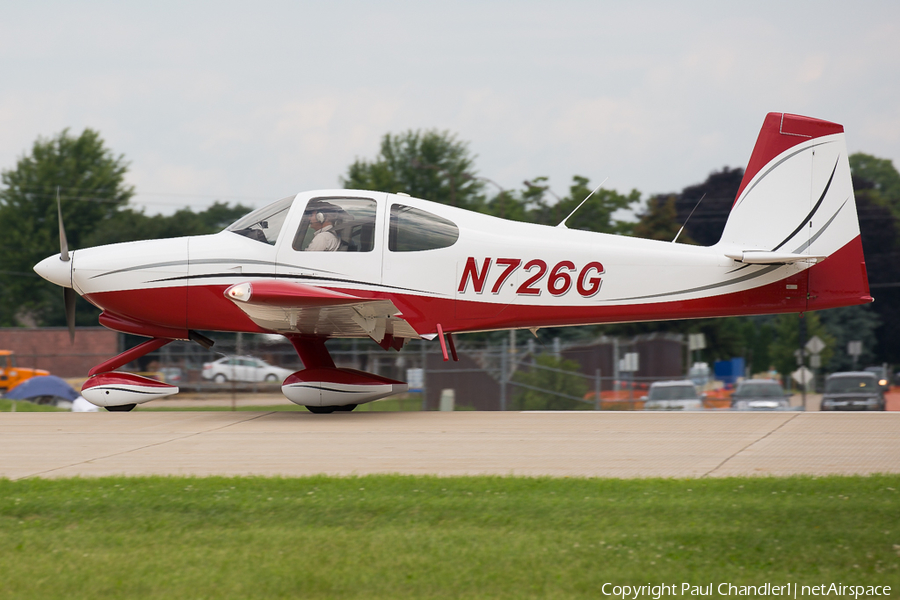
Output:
[810, 354, 821, 368]
[619, 352, 639, 373]
[792, 366, 813, 385]
[688, 333, 706, 351]
[847, 340, 862, 357]
[805, 335, 825, 355]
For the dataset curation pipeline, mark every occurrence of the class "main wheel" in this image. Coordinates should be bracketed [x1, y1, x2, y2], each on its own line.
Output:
[106, 404, 136, 412]
[306, 404, 358, 414]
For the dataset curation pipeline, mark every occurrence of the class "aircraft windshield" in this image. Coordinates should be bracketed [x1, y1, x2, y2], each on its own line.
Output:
[227, 195, 295, 245]
[825, 376, 877, 394]
[732, 381, 785, 398]
[648, 384, 698, 401]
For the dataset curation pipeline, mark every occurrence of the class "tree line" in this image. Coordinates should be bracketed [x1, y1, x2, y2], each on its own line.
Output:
[1, 127, 898, 379]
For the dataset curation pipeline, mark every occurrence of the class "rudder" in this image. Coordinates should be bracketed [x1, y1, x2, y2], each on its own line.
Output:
[717, 113, 872, 310]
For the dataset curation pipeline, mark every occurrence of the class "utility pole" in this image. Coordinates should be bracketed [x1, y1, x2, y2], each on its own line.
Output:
[799, 315, 807, 410]
[499, 345, 508, 411]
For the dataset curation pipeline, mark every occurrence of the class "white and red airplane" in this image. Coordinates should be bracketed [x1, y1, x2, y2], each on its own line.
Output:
[34, 113, 872, 412]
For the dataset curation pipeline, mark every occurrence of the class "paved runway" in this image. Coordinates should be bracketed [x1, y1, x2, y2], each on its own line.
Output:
[1, 411, 898, 480]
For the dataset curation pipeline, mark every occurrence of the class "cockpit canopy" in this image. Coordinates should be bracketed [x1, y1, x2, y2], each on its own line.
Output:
[226, 195, 294, 245]
[226, 193, 460, 252]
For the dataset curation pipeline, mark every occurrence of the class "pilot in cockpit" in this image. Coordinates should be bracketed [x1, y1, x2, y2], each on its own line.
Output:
[303, 204, 342, 252]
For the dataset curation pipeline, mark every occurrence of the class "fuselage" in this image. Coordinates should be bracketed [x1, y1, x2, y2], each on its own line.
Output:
[34, 184, 869, 342]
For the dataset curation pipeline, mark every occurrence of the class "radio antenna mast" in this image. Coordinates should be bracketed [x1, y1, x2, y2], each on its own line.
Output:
[672, 193, 705, 243]
[557, 177, 608, 228]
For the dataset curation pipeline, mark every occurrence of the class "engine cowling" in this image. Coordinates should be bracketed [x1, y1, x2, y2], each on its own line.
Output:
[282, 368, 408, 407]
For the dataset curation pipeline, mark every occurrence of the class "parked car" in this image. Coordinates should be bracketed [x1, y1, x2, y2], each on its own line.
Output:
[202, 356, 293, 384]
[730, 379, 792, 410]
[863, 366, 890, 392]
[643, 380, 703, 410]
[157, 367, 183, 384]
[820, 371, 885, 411]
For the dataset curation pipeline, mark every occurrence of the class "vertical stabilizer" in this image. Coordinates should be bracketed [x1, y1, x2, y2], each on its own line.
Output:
[717, 113, 872, 310]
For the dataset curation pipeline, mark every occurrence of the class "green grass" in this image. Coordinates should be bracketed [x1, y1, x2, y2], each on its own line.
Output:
[0, 398, 67, 412]
[1, 475, 898, 599]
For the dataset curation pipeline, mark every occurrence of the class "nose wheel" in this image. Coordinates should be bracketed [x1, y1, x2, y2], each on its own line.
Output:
[306, 404, 357, 414]
[106, 404, 137, 412]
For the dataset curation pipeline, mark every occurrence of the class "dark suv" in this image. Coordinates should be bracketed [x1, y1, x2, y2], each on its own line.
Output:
[820, 372, 885, 411]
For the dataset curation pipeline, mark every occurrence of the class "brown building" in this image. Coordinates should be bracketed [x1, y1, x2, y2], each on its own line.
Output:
[0, 327, 120, 378]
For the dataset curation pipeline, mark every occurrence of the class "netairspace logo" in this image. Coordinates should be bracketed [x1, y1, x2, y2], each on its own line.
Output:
[600, 583, 892, 599]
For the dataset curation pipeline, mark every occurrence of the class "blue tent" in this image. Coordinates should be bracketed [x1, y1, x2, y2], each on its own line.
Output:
[4, 375, 79, 401]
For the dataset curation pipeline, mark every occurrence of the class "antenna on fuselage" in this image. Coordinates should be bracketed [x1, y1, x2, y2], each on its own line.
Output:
[556, 177, 608, 229]
[672, 193, 705, 243]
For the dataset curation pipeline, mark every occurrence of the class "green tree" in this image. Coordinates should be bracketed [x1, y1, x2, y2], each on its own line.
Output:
[84, 201, 251, 246]
[526, 175, 639, 234]
[511, 354, 588, 410]
[342, 130, 485, 210]
[817, 305, 880, 371]
[633, 195, 696, 243]
[768, 313, 834, 386]
[849, 153, 900, 210]
[0, 129, 133, 326]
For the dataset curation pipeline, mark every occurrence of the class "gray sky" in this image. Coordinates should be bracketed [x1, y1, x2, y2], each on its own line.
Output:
[2, 1, 898, 215]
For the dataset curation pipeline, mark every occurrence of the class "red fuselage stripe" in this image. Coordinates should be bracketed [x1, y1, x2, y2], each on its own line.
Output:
[83, 235, 870, 337]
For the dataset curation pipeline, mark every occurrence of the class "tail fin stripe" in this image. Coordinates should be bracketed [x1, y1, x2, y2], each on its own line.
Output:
[790, 199, 848, 255]
[735, 140, 832, 209]
[725, 197, 847, 275]
[771, 156, 838, 252]
[608, 265, 780, 302]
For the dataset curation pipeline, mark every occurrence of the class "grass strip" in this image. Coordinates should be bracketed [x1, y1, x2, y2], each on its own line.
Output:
[1, 475, 898, 599]
[0, 399, 66, 412]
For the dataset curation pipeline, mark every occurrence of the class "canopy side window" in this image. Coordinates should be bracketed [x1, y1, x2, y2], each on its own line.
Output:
[389, 204, 459, 252]
[292, 198, 378, 252]
[226, 195, 295, 245]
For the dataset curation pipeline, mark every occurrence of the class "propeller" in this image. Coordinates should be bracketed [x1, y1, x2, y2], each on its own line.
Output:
[57, 187, 76, 343]
[58, 187, 69, 262]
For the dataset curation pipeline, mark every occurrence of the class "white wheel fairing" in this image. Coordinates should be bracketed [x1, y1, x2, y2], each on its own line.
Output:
[81, 372, 179, 407]
[281, 368, 408, 407]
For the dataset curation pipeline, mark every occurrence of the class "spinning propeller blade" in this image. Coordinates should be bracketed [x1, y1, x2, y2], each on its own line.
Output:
[57, 187, 69, 262]
[57, 187, 75, 343]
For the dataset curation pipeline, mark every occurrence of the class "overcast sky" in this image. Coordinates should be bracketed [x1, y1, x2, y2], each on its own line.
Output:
[1, 1, 898, 215]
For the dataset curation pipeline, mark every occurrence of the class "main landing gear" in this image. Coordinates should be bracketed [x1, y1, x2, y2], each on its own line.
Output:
[82, 333, 212, 411]
[82, 332, 407, 413]
[282, 335, 407, 413]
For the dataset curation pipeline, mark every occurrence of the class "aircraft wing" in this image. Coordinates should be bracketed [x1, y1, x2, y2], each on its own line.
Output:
[224, 280, 419, 342]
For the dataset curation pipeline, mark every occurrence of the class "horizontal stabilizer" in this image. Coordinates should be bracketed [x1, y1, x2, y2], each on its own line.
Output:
[725, 250, 826, 264]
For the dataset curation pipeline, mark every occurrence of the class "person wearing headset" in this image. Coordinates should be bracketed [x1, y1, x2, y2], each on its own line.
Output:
[305, 209, 341, 251]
